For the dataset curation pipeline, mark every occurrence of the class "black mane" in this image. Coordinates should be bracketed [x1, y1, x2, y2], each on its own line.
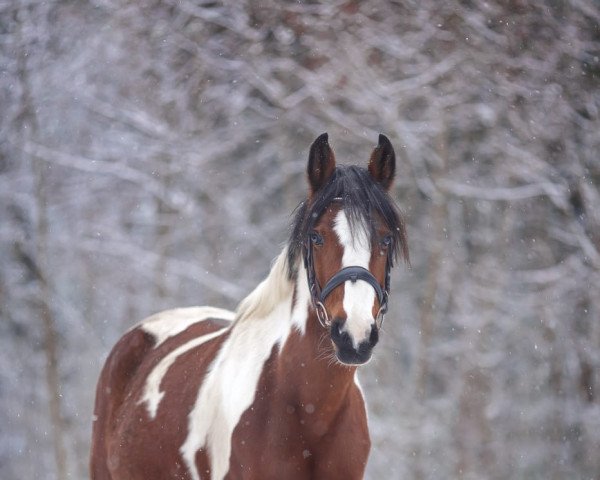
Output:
[287, 165, 409, 279]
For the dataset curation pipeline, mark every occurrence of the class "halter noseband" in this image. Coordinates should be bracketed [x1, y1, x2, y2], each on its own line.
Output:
[303, 232, 391, 329]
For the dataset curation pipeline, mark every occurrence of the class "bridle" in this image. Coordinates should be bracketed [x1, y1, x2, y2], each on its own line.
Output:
[303, 226, 392, 329]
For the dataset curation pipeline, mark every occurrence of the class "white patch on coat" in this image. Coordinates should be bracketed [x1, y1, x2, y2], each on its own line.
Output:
[354, 372, 369, 422]
[334, 210, 376, 348]
[139, 307, 235, 347]
[138, 326, 229, 419]
[180, 249, 300, 480]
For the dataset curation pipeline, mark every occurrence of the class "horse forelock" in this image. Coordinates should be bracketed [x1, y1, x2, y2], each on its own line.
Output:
[287, 165, 409, 281]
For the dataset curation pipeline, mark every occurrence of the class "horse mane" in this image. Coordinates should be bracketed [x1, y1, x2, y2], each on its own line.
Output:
[287, 165, 409, 280]
[234, 248, 294, 323]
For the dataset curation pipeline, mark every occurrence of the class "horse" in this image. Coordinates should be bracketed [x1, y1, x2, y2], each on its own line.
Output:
[90, 133, 409, 480]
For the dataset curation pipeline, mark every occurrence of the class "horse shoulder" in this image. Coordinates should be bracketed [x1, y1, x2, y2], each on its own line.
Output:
[91, 307, 234, 480]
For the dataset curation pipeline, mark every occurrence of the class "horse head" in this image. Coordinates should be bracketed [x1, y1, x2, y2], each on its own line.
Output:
[289, 133, 409, 365]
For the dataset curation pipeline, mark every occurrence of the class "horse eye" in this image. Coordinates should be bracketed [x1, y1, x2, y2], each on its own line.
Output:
[310, 231, 324, 246]
[380, 235, 393, 248]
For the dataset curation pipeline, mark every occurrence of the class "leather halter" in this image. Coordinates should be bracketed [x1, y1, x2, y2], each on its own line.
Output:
[303, 232, 391, 329]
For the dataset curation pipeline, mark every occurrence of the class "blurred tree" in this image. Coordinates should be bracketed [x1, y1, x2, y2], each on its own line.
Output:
[0, 0, 598, 479]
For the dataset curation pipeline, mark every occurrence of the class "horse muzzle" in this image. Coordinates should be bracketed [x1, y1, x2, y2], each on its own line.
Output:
[330, 318, 379, 365]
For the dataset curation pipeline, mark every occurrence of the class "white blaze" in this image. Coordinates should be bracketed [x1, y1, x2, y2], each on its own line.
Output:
[334, 210, 376, 348]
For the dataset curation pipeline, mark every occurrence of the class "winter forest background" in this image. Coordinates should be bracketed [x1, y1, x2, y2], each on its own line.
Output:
[1, 0, 599, 479]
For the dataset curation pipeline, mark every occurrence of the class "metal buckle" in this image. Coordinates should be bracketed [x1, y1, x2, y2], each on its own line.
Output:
[315, 301, 330, 328]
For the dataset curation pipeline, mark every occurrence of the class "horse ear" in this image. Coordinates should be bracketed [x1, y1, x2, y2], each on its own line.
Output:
[368, 134, 396, 191]
[307, 133, 336, 195]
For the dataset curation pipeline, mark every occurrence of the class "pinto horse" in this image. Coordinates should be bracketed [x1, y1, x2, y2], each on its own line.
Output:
[90, 133, 408, 480]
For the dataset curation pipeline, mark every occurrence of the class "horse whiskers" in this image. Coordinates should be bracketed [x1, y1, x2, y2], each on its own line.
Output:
[317, 330, 330, 348]
[315, 345, 333, 364]
[327, 353, 339, 368]
[314, 331, 353, 369]
[328, 352, 354, 370]
[315, 331, 334, 362]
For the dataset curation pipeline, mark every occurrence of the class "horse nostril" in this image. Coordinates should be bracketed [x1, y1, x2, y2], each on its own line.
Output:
[330, 318, 350, 345]
[330, 319, 342, 338]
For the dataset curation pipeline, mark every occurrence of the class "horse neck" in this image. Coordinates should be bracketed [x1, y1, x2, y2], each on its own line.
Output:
[286, 310, 358, 410]
[279, 261, 359, 411]
[232, 250, 358, 411]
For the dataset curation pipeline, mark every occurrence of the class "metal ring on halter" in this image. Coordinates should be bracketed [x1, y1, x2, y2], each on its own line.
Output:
[315, 301, 330, 328]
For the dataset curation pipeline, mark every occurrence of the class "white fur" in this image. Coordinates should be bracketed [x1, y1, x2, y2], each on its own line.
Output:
[139, 327, 229, 419]
[179, 249, 307, 480]
[140, 307, 235, 347]
[334, 210, 376, 348]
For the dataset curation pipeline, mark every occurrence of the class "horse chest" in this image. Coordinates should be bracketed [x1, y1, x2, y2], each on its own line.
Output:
[225, 384, 370, 480]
